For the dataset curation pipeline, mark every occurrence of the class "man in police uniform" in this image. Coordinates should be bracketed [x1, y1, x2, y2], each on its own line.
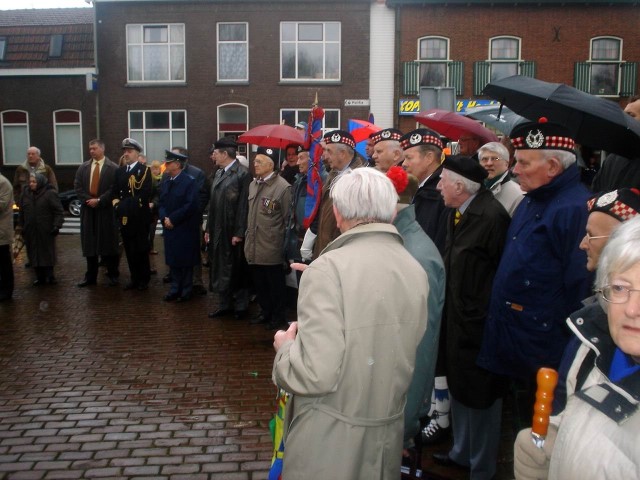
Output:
[112, 138, 153, 291]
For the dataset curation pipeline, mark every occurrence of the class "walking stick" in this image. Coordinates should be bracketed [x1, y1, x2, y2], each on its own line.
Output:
[531, 367, 558, 448]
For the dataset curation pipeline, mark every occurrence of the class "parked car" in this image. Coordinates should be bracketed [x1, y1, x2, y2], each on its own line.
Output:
[58, 190, 82, 217]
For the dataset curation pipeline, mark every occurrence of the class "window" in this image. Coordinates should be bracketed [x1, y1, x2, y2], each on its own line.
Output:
[489, 37, 520, 82]
[49, 34, 63, 58]
[128, 110, 187, 161]
[280, 108, 340, 135]
[1, 110, 29, 166]
[0, 37, 6, 61]
[590, 37, 621, 96]
[126, 24, 185, 82]
[218, 104, 248, 155]
[53, 110, 82, 165]
[281, 22, 340, 81]
[217, 23, 248, 82]
[419, 37, 448, 88]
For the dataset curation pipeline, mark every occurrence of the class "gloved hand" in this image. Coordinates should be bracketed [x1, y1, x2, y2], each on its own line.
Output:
[51, 227, 60, 236]
[513, 425, 557, 480]
[300, 229, 316, 262]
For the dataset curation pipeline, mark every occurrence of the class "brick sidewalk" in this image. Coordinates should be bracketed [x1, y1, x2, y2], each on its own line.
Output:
[0, 233, 276, 479]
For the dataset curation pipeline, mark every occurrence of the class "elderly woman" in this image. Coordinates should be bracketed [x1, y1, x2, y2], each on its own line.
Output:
[478, 141, 524, 216]
[514, 215, 640, 479]
[18, 173, 64, 286]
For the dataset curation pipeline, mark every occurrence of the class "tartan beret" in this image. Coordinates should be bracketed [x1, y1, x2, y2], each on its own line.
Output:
[587, 188, 640, 222]
[400, 128, 444, 151]
[323, 130, 356, 149]
[369, 128, 403, 145]
[510, 117, 575, 153]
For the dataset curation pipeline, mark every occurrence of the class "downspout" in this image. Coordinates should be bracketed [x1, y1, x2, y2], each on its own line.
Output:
[89, 0, 100, 139]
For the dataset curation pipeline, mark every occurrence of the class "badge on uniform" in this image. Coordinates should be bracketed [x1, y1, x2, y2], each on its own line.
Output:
[261, 197, 280, 214]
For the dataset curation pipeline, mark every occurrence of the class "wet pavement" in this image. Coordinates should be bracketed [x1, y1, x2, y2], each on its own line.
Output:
[1, 231, 514, 479]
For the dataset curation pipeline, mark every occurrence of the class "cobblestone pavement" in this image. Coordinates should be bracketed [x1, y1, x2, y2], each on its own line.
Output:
[1, 232, 515, 480]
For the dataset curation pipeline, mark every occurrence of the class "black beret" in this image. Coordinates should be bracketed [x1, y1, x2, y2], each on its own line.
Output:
[121, 137, 143, 152]
[510, 117, 575, 152]
[256, 146, 280, 169]
[442, 154, 488, 184]
[369, 128, 403, 145]
[323, 130, 356, 149]
[587, 188, 640, 222]
[164, 150, 188, 164]
[400, 128, 444, 151]
[213, 136, 238, 150]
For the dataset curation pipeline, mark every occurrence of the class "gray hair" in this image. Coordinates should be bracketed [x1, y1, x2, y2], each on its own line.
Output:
[28, 146, 41, 155]
[478, 142, 510, 164]
[335, 142, 355, 157]
[595, 216, 640, 310]
[442, 168, 481, 195]
[330, 168, 398, 223]
[538, 149, 576, 170]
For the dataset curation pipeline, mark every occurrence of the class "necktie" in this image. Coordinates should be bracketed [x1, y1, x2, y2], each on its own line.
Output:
[454, 209, 462, 226]
[90, 161, 100, 197]
[126, 165, 131, 173]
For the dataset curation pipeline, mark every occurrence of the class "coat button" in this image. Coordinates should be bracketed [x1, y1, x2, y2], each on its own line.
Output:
[512, 236, 517, 240]
[524, 280, 530, 286]
[591, 337, 599, 344]
[576, 318, 584, 325]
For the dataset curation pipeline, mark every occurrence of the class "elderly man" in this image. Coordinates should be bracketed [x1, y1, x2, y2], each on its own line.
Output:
[112, 138, 152, 291]
[478, 141, 524, 216]
[432, 155, 511, 479]
[457, 134, 483, 160]
[13, 146, 58, 201]
[74, 139, 120, 287]
[207, 136, 251, 320]
[477, 118, 592, 429]
[310, 130, 364, 257]
[245, 147, 291, 330]
[370, 128, 404, 173]
[273, 168, 428, 480]
[0, 171, 13, 302]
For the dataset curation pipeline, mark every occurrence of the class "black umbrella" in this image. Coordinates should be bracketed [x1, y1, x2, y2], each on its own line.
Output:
[483, 75, 640, 158]
[463, 104, 527, 136]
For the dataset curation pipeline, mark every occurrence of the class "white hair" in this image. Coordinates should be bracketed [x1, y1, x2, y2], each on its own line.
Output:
[478, 142, 510, 164]
[28, 146, 41, 155]
[595, 216, 640, 310]
[330, 168, 398, 223]
[538, 149, 577, 170]
[442, 168, 481, 195]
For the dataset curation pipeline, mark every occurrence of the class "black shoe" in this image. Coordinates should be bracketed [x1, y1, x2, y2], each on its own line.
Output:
[123, 283, 136, 291]
[208, 308, 231, 318]
[192, 285, 207, 296]
[108, 277, 119, 287]
[176, 294, 191, 303]
[432, 452, 468, 469]
[234, 310, 248, 320]
[163, 293, 179, 302]
[33, 279, 45, 287]
[249, 314, 267, 325]
[421, 420, 451, 445]
[77, 279, 96, 288]
[162, 274, 171, 284]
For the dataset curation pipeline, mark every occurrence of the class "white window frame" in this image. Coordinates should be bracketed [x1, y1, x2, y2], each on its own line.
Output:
[279, 108, 340, 136]
[280, 21, 341, 82]
[217, 22, 249, 82]
[417, 36, 450, 88]
[488, 36, 521, 82]
[128, 110, 187, 161]
[126, 23, 186, 83]
[53, 109, 83, 165]
[589, 36, 623, 97]
[1, 110, 30, 166]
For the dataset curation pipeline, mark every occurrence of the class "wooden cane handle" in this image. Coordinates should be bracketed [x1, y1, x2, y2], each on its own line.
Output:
[531, 367, 558, 438]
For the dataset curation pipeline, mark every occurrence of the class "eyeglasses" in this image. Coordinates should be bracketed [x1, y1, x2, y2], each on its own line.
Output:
[597, 285, 640, 304]
[479, 156, 501, 163]
[584, 232, 610, 243]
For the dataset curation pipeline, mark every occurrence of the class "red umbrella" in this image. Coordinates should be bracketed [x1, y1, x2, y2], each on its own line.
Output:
[238, 124, 304, 149]
[415, 108, 498, 144]
[348, 119, 382, 143]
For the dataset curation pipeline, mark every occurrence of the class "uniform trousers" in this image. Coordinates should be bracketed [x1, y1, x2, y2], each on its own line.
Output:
[449, 395, 503, 480]
[169, 266, 193, 298]
[121, 231, 150, 287]
[250, 264, 286, 325]
[86, 254, 119, 283]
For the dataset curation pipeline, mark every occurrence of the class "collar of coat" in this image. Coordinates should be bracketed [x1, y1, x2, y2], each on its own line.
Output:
[321, 223, 402, 256]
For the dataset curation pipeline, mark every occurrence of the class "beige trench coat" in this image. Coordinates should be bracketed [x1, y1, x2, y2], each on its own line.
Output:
[273, 223, 429, 480]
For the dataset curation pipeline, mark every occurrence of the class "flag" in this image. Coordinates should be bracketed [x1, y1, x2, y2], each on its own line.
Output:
[302, 99, 324, 229]
[268, 389, 289, 480]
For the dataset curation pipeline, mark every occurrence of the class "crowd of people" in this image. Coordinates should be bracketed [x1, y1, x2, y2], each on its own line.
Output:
[1, 97, 640, 480]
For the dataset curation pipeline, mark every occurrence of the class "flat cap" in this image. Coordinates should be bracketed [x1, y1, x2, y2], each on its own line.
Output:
[213, 136, 238, 150]
[121, 137, 143, 152]
[510, 117, 575, 152]
[442, 154, 488, 184]
[400, 128, 444, 151]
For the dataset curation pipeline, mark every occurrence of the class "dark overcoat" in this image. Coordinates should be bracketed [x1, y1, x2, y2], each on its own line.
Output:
[443, 188, 510, 409]
[74, 158, 120, 257]
[413, 165, 450, 255]
[19, 185, 64, 267]
[207, 161, 251, 293]
[159, 171, 200, 267]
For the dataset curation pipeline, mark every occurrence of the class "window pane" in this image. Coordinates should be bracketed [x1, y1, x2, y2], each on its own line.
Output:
[144, 44, 169, 80]
[56, 125, 82, 165]
[219, 44, 247, 80]
[146, 111, 170, 129]
[130, 112, 143, 129]
[170, 45, 184, 80]
[55, 110, 80, 123]
[299, 24, 323, 41]
[491, 62, 518, 82]
[298, 43, 323, 78]
[281, 110, 296, 126]
[491, 38, 518, 60]
[592, 38, 620, 61]
[590, 64, 618, 95]
[420, 63, 446, 87]
[219, 23, 246, 42]
[171, 111, 186, 128]
[2, 111, 27, 123]
[170, 24, 184, 43]
[281, 43, 295, 79]
[128, 45, 142, 80]
[325, 23, 340, 42]
[144, 26, 168, 43]
[219, 105, 247, 125]
[420, 38, 447, 60]
[145, 131, 171, 162]
[2, 125, 29, 165]
[282, 22, 295, 42]
[324, 110, 339, 129]
[325, 43, 339, 79]
[172, 131, 186, 148]
[127, 25, 141, 44]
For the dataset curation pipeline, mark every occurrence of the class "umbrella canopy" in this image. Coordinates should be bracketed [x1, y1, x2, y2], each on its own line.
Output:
[415, 108, 499, 144]
[463, 104, 527, 136]
[484, 75, 640, 158]
[348, 119, 382, 143]
[238, 124, 304, 149]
